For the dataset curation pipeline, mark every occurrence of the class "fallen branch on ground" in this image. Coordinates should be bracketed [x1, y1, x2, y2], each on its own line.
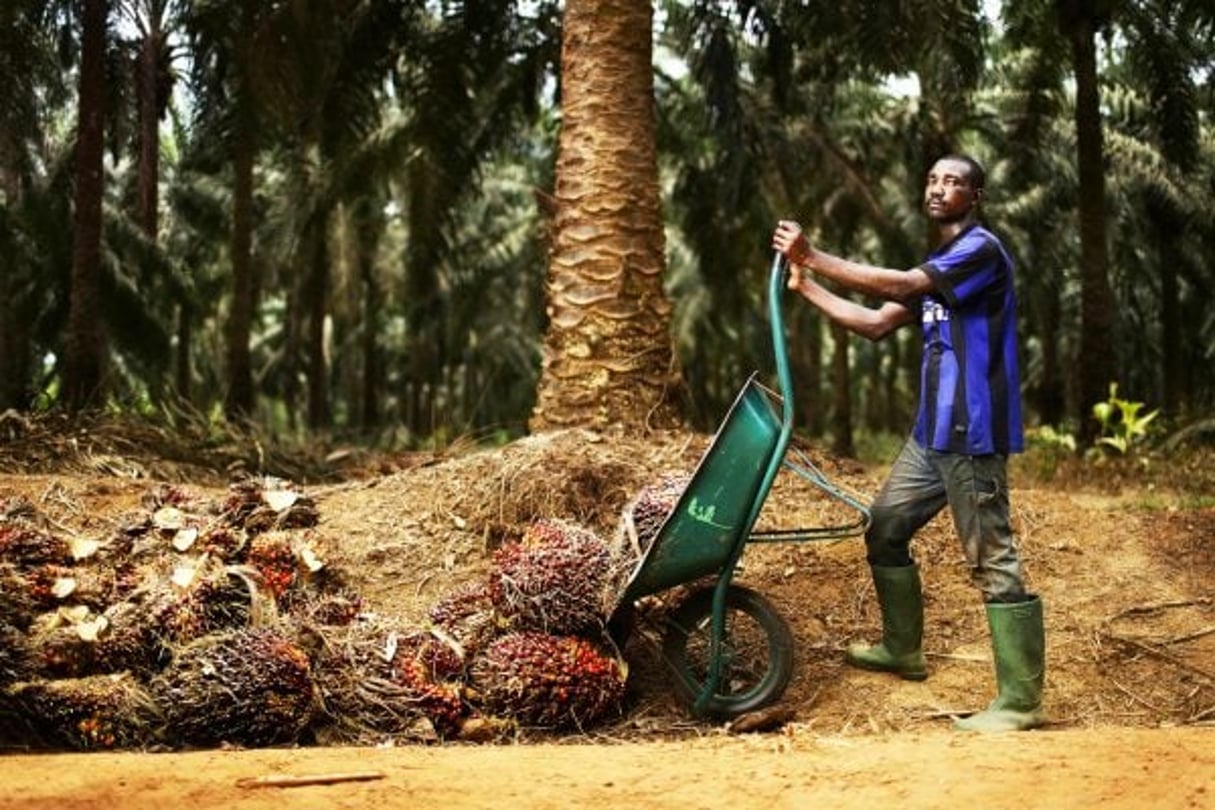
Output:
[236, 771, 387, 789]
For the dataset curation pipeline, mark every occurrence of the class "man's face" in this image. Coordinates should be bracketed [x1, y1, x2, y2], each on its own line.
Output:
[923, 159, 980, 224]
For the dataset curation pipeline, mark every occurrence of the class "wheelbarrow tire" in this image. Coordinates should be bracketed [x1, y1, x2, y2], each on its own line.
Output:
[662, 584, 794, 721]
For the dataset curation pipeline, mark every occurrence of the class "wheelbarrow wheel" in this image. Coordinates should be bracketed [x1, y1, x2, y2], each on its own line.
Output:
[662, 584, 794, 721]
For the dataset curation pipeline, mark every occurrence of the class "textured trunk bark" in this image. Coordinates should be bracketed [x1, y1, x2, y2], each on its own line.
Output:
[531, 0, 677, 432]
[63, 0, 108, 410]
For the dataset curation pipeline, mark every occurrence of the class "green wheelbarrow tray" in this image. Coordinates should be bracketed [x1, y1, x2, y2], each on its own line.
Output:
[618, 373, 784, 604]
[613, 252, 872, 720]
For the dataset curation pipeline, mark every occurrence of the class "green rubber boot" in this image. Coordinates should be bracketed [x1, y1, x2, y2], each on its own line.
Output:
[845, 564, 928, 681]
[954, 596, 1047, 732]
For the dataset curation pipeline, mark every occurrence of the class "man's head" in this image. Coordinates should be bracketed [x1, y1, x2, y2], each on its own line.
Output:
[924, 154, 984, 225]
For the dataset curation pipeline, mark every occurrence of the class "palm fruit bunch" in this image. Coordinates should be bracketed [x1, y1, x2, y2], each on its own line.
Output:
[148, 565, 257, 646]
[285, 589, 362, 627]
[488, 519, 612, 635]
[0, 622, 31, 686]
[427, 581, 500, 657]
[38, 567, 116, 612]
[310, 619, 464, 742]
[28, 622, 101, 678]
[21, 564, 77, 609]
[26, 587, 166, 679]
[89, 600, 166, 675]
[198, 525, 248, 562]
[140, 482, 208, 513]
[245, 533, 299, 599]
[622, 472, 691, 556]
[389, 630, 466, 736]
[0, 563, 38, 630]
[221, 478, 319, 536]
[470, 631, 626, 729]
[0, 525, 71, 566]
[392, 629, 464, 682]
[152, 627, 316, 748]
[0, 672, 161, 750]
[218, 479, 267, 527]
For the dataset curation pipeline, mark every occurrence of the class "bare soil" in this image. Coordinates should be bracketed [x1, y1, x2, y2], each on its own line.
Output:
[0, 418, 1212, 808]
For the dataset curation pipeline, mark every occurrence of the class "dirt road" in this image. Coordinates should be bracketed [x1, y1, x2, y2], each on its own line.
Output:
[1, 726, 1210, 809]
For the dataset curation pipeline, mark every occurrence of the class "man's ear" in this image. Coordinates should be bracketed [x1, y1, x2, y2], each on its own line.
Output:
[972, 187, 983, 205]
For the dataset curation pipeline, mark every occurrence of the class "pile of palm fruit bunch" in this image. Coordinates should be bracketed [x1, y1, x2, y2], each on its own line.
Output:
[1, 482, 642, 747]
[0, 478, 333, 750]
[306, 556, 620, 743]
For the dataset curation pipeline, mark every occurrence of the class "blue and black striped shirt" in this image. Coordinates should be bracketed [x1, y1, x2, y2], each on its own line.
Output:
[913, 224, 1023, 456]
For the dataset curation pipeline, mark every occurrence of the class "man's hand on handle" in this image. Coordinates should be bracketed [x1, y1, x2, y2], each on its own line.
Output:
[772, 220, 811, 289]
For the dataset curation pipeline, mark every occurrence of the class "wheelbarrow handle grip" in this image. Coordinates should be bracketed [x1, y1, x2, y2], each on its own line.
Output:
[768, 251, 794, 427]
[770, 250, 790, 286]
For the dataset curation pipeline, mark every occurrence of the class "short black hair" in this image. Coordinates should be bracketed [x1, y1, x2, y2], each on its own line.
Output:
[936, 153, 986, 189]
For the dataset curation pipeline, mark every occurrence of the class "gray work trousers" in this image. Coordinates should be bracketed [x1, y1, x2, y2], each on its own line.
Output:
[865, 436, 1028, 602]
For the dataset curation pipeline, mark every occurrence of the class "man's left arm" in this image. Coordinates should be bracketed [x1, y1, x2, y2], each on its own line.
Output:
[773, 220, 934, 303]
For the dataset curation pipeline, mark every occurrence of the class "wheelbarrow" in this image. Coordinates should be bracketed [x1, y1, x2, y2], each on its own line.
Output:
[611, 252, 871, 721]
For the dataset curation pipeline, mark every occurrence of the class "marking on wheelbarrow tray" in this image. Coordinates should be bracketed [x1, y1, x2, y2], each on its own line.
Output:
[686, 497, 731, 529]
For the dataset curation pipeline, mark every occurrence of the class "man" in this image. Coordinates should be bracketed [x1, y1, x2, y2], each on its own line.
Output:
[771, 154, 1045, 732]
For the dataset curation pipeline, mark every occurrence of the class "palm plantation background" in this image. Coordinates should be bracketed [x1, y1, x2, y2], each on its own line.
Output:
[1, 0, 1212, 459]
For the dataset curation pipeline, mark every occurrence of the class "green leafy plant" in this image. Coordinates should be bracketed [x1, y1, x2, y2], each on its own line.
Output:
[1092, 383, 1159, 454]
[1021, 425, 1077, 481]
[1029, 424, 1077, 453]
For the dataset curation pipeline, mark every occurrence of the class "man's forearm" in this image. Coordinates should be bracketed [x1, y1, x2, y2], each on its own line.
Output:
[793, 274, 910, 341]
[800, 247, 923, 302]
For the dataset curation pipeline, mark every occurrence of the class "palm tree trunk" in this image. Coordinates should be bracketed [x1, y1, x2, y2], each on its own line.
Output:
[137, 13, 182, 404]
[63, 0, 108, 410]
[1159, 253, 1181, 414]
[1059, 0, 1117, 443]
[1033, 280, 1066, 426]
[829, 321, 855, 457]
[790, 308, 825, 438]
[356, 207, 383, 430]
[0, 167, 29, 410]
[531, 0, 677, 432]
[1148, 200, 1183, 416]
[224, 114, 256, 419]
[137, 20, 160, 239]
[306, 225, 331, 430]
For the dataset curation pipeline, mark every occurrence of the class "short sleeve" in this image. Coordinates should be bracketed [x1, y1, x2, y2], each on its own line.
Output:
[921, 231, 1004, 308]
